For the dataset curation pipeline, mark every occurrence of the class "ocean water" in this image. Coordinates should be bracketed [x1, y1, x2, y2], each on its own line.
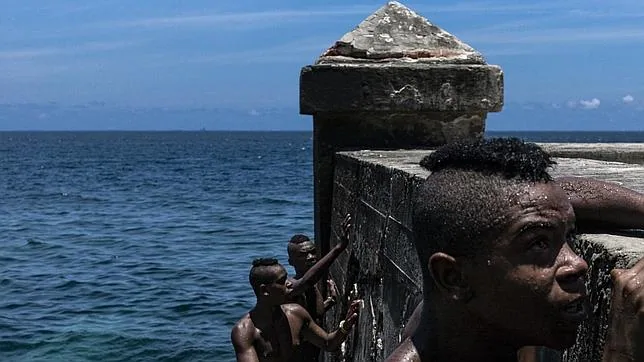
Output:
[2, 130, 644, 362]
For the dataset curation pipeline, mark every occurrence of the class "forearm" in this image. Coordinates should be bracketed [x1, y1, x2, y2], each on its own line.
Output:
[557, 177, 644, 230]
[322, 328, 349, 351]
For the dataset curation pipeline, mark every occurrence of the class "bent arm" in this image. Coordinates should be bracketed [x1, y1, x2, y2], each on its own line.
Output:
[300, 312, 349, 351]
[401, 301, 423, 341]
[231, 325, 260, 362]
[288, 242, 348, 298]
[557, 177, 644, 231]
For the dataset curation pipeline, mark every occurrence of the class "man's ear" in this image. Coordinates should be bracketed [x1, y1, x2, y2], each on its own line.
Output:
[259, 283, 270, 296]
[428, 252, 472, 302]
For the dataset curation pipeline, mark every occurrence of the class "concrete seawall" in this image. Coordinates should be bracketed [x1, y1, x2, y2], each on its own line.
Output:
[323, 146, 644, 362]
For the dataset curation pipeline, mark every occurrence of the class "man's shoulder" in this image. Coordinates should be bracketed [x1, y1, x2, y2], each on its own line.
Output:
[385, 338, 423, 362]
[231, 313, 255, 341]
[281, 303, 310, 317]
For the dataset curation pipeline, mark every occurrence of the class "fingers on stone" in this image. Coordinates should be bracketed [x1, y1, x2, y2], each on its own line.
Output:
[622, 274, 644, 302]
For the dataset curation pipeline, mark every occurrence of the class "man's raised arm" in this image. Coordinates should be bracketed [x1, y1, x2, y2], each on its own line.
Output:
[231, 322, 260, 362]
[288, 214, 352, 297]
[557, 177, 644, 231]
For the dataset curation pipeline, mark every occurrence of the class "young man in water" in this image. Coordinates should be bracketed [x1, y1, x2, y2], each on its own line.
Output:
[285, 214, 351, 361]
[231, 258, 362, 362]
[286, 214, 351, 322]
[386, 137, 644, 362]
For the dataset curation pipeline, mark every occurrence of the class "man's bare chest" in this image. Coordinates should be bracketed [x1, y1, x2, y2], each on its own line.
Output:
[253, 314, 302, 361]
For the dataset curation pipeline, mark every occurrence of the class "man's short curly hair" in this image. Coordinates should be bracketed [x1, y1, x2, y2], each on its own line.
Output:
[413, 137, 556, 291]
[249, 258, 284, 295]
[289, 234, 311, 244]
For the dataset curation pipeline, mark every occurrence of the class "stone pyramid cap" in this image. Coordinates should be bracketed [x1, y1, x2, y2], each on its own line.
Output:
[319, 1, 485, 64]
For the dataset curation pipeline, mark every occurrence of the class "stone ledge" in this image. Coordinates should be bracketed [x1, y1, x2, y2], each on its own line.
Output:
[538, 143, 644, 165]
[337, 149, 644, 189]
[300, 64, 503, 114]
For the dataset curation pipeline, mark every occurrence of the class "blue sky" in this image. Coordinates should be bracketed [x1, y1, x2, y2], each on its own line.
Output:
[2, 0, 644, 110]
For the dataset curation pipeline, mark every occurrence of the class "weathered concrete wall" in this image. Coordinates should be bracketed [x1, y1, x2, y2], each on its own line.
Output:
[325, 148, 644, 362]
[324, 151, 423, 361]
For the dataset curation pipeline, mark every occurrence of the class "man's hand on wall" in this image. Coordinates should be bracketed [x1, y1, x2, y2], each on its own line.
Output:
[339, 213, 352, 250]
[604, 257, 644, 362]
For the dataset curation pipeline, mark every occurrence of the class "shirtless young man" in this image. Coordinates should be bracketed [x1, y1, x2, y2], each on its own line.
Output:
[386, 137, 644, 362]
[285, 214, 351, 324]
[231, 258, 361, 362]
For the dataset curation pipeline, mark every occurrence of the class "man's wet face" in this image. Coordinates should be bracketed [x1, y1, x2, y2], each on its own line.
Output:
[464, 182, 589, 350]
[288, 241, 318, 272]
[265, 266, 288, 305]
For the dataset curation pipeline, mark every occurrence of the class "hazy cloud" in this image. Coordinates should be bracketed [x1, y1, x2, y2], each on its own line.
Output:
[0, 41, 138, 60]
[100, 1, 589, 30]
[104, 7, 373, 28]
[181, 37, 333, 65]
[414, 1, 587, 15]
[463, 27, 644, 45]
[579, 98, 601, 109]
[623, 94, 635, 103]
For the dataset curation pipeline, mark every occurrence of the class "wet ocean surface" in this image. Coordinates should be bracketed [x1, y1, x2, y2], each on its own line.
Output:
[1, 130, 643, 361]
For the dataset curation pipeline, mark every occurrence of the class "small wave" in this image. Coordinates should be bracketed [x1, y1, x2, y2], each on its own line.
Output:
[0, 255, 20, 263]
[26, 239, 46, 246]
[121, 226, 146, 232]
[9, 226, 30, 232]
[93, 256, 119, 265]
[54, 280, 83, 290]
[0, 339, 47, 353]
[260, 196, 299, 205]
[23, 239, 64, 250]
[169, 303, 193, 313]
[78, 194, 108, 202]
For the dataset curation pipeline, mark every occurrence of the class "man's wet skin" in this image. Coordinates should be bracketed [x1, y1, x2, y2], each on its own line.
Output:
[283, 216, 350, 362]
[232, 264, 292, 361]
[286, 214, 351, 322]
[232, 258, 361, 362]
[287, 240, 326, 322]
[246, 267, 292, 361]
[466, 183, 588, 349]
[399, 175, 644, 361]
[387, 182, 589, 362]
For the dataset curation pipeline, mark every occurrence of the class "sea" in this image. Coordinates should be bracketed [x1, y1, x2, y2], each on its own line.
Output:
[1, 130, 644, 362]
